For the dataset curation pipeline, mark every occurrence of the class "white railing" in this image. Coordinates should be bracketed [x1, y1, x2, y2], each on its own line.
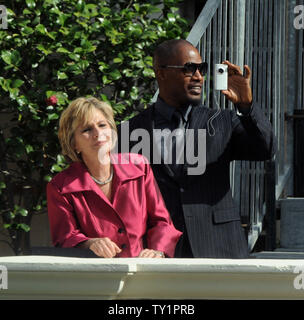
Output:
[1, 255, 304, 299]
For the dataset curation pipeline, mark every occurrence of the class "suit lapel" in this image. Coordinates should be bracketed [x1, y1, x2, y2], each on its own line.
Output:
[183, 105, 210, 174]
[148, 105, 177, 178]
[188, 105, 210, 129]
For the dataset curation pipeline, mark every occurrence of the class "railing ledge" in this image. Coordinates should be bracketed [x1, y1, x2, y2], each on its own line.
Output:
[1, 255, 304, 299]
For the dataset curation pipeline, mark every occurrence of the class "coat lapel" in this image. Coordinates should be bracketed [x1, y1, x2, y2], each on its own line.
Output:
[183, 105, 210, 174]
[188, 104, 210, 130]
[109, 153, 145, 209]
[60, 162, 114, 208]
[149, 105, 177, 178]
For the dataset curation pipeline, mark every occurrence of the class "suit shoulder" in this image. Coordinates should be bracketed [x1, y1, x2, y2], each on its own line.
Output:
[49, 167, 69, 186]
[191, 105, 232, 123]
[193, 105, 226, 116]
[117, 106, 153, 131]
[129, 106, 153, 124]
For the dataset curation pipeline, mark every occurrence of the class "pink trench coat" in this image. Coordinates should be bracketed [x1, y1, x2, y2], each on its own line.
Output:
[47, 153, 182, 257]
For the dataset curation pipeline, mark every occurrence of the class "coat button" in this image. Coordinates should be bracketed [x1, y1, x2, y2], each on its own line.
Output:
[118, 228, 125, 233]
[121, 244, 127, 249]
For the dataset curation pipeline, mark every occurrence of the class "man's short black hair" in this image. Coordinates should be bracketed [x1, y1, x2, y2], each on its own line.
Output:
[153, 39, 194, 70]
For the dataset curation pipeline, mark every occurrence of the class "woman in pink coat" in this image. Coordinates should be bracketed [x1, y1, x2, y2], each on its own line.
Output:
[47, 97, 181, 258]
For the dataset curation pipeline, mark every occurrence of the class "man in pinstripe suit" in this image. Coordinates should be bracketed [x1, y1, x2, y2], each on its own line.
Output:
[117, 39, 276, 258]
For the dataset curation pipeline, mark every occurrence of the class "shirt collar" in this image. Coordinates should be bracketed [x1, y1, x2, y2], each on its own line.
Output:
[61, 154, 145, 194]
[110, 153, 145, 184]
[60, 161, 93, 194]
[155, 96, 192, 123]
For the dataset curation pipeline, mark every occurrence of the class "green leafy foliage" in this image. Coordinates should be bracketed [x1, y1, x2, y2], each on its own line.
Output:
[0, 0, 189, 254]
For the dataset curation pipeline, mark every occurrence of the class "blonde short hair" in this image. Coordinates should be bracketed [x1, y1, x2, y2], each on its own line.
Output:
[58, 97, 117, 163]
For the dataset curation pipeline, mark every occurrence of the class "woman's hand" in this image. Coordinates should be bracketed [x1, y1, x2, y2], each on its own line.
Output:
[138, 249, 165, 258]
[87, 237, 122, 258]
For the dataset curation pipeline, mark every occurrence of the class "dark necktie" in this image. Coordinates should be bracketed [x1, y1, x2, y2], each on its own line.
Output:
[170, 110, 185, 174]
[173, 109, 184, 129]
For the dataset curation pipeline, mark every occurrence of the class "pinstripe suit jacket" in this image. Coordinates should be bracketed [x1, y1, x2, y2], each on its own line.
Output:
[117, 103, 276, 258]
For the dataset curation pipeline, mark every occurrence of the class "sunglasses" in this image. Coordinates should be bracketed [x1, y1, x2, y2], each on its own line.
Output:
[161, 62, 208, 76]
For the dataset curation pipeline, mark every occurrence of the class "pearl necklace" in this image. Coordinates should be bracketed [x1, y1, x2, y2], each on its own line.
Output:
[90, 167, 113, 185]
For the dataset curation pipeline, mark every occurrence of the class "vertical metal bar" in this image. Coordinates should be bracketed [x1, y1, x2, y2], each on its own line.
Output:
[302, 30, 304, 110]
[252, 0, 259, 104]
[267, 0, 273, 121]
[246, 0, 255, 232]
[228, 0, 234, 73]
[201, 33, 207, 105]
[273, 0, 280, 184]
[234, 0, 247, 225]
[297, 20, 303, 109]
[284, 0, 297, 198]
[212, 6, 220, 107]
[234, 0, 246, 67]
[257, 0, 269, 226]
[249, 0, 259, 232]
[231, 0, 246, 205]
[241, 0, 252, 230]
[206, 24, 212, 107]
[254, 0, 265, 228]
[268, 0, 275, 210]
[280, 1, 286, 177]
[257, 0, 263, 107]
[248, 0, 259, 228]
[265, 160, 276, 251]
[222, 0, 228, 62]
[302, 29, 304, 111]
[218, 1, 222, 60]
[281, 1, 286, 175]
[218, 1, 225, 108]
[229, 0, 236, 202]
[222, 0, 228, 109]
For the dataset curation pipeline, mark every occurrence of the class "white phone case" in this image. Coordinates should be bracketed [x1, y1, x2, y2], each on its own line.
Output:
[214, 64, 228, 90]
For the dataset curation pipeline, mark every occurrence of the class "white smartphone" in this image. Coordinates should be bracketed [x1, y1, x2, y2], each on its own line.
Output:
[214, 64, 228, 90]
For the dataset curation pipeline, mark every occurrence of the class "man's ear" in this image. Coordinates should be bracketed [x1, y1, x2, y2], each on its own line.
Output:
[155, 68, 166, 81]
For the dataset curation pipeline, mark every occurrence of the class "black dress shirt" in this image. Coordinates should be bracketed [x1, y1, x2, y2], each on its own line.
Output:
[154, 97, 194, 257]
[154, 97, 192, 174]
